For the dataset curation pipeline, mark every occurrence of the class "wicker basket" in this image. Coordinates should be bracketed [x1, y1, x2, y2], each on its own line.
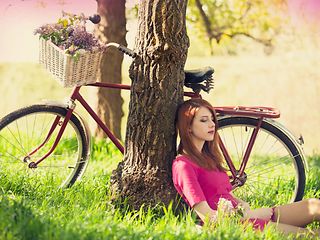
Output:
[39, 38, 103, 87]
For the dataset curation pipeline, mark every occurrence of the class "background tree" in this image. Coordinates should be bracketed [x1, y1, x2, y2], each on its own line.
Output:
[110, 0, 189, 209]
[93, 0, 127, 139]
[187, 0, 283, 54]
[127, 0, 284, 55]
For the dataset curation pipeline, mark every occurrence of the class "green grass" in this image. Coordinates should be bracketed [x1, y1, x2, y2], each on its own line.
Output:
[0, 139, 319, 239]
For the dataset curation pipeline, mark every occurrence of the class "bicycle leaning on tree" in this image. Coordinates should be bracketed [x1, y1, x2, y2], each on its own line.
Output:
[0, 13, 307, 207]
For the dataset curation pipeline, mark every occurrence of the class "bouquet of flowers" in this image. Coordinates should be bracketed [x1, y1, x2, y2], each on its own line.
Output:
[34, 12, 104, 59]
[217, 198, 235, 216]
[217, 198, 245, 218]
[35, 12, 104, 87]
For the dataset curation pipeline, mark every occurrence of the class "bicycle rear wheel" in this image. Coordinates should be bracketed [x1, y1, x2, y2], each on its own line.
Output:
[0, 105, 89, 189]
[217, 116, 306, 206]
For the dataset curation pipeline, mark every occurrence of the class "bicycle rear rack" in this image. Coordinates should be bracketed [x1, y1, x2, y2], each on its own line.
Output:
[214, 106, 280, 118]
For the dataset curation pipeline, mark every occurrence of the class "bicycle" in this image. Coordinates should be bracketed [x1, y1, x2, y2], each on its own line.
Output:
[0, 14, 307, 207]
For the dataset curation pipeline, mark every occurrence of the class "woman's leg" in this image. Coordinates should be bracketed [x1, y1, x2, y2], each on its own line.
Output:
[268, 221, 315, 235]
[267, 221, 320, 237]
[272, 198, 320, 227]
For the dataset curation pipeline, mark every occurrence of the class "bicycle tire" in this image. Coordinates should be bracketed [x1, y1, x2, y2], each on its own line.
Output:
[217, 116, 306, 206]
[0, 104, 89, 188]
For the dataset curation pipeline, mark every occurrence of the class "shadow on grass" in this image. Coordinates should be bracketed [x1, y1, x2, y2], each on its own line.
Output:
[0, 195, 82, 240]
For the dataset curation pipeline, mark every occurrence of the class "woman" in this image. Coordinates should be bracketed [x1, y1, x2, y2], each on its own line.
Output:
[172, 98, 320, 236]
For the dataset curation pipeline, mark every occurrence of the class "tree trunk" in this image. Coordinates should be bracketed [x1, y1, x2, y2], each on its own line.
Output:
[93, 0, 126, 139]
[111, 0, 189, 209]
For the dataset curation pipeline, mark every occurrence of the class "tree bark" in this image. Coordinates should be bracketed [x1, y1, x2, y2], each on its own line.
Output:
[111, 0, 189, 209]
[94, 0, 126, 139]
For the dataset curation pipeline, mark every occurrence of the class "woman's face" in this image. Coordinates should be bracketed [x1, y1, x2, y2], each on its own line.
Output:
[190, 106, 216, 145]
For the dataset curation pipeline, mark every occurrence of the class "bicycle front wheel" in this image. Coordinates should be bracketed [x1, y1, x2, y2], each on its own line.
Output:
[217, 116, 306, 206]
[0, 105, 89, 189]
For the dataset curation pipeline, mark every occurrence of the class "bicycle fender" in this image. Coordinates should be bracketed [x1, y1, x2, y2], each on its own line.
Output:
[40, 100, 69, 108]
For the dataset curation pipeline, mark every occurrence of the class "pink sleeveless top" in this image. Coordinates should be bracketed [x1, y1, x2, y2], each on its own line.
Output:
[172, 155, 271, 230]
[172, 155, 237, 209]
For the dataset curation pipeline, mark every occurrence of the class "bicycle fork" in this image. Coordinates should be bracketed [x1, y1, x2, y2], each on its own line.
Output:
[25, 103, 75, 169]
[219, 117, 264, 189]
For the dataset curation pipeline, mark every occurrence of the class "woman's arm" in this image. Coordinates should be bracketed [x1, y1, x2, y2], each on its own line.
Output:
[193, 201, 218, 223]
[230, 193, 273, 220]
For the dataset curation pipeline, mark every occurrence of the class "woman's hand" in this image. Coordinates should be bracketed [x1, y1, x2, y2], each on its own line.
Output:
[238, 201, 250, 212]
[243, 208, 273, 220]
[230, 193, 250, 212]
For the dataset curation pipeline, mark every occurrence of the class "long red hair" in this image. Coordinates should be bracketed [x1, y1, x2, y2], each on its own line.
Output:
[176, 98, 225, 171]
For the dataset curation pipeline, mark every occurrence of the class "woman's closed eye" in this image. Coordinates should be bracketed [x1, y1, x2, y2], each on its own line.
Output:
[200, 118, 214, 123]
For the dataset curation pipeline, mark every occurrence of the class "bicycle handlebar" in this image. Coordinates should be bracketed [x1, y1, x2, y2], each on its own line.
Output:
[105, 43, 137, 59]
[88, 14, 101, 24]
[87, 14, 137, 58]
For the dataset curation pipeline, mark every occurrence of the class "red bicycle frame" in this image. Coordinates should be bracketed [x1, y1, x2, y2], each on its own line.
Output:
[26, 82, 280, 188]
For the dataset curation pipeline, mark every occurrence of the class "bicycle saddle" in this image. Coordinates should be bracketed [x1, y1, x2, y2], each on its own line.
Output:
[184, 66, 214, 93]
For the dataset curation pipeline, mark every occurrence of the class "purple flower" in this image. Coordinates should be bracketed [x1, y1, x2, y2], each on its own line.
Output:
[34, 23, 64, 36]
[64, 26, 98, 51]
[34, 13, 104, 56]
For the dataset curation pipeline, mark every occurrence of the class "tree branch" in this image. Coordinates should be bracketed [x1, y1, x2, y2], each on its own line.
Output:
[194, 0, 215, 53]
[193, 0, 273, 54]
[238, 2, 252, 22]
[223, 32, 272, 46]
[195, 0, 213, 38]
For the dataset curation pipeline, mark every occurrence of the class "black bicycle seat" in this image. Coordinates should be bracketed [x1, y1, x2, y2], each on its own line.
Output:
[184, 67, 214, 84]
[184, 66, 214, 93]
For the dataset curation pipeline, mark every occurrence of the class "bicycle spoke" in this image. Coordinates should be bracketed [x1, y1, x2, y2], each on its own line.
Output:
[36, 159, 87, 168]
[243, 183, 268, 200]
[6, 124, 28, 155]
[231, 126, 241, 165]
[238, 126, 252, 167]
[256, 131, 270, 155]
[0, 133, 27, 156]
[246, 154, 290, 171]
[246, 179, 271, 186]
[39, 113, 49, 140]
[248, 178, 292, 186]
[0, 153, 24, 163]
[248, 157, 293, 177]
[15, 120, 25, 153]
[31, 113, 37, 145]
[253, 152, 297, 169]
[40, 118, 58, 143]
[36, 165, 74, 168]
[235, 184, 262, 200]
[248, 175, 290, 181]
[219, 128, 230, 156]
[25, 114, 30, 152]
[265, 138, 279, 156]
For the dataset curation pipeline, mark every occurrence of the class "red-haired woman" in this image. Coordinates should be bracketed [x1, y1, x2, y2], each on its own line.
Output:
[172, 98, 320, 236]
